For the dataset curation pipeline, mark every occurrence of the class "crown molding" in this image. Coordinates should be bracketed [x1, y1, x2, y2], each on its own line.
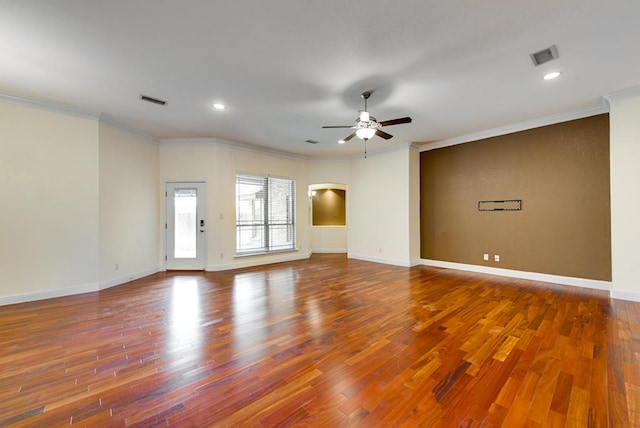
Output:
[348, 141, 414, 160]
[0, 92, 101, 120]
[300, 142, 420, 163]
[99, 114, 159, 144]
[216, 138, 309, 160]
[309, 182, 348, 191]
[160, 137, 309, 161]
[603, 85, 640, 104]
[418, 102, 609, 152]
[307, 155, 353, 163]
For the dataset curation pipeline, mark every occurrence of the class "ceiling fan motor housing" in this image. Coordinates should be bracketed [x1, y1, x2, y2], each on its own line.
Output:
[358, 92, 379, 130]
[357, 112, 379, 130]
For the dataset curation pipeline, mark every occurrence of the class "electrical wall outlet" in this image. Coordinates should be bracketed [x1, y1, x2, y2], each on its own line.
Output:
[494, 254, 500, 262]
[483, 253, 489, 261]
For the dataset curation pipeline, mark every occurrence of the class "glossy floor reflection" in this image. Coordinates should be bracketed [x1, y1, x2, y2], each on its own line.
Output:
[0, 254, 638, 426]
[169, 276, 202, 359]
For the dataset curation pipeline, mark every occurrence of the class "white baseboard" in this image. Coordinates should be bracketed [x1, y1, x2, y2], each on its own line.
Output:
[0, 282, 100, 306]
[409, 258, 422, 267]
[4, 260, 634, 306]
[311, 248, 347, 254]
[98, 267, 162, 290]
[420, 259, 612, 291]
[208, 251, 311, 271]
[611, 289, 640, 302]
[0, 267, 162, 307]
[348, 253, 417, 268]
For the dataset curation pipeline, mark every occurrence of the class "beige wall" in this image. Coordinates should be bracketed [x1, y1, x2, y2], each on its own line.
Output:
[0, 100, 162, 304]
[309, 226, 347, 253]
[159, 140, 311, 270]
[307, 160, 351, 254]
[608, 89, 640, 301]
[409, 145, 421, 265]
[307, 158, 351, 185]
[5, 92, 638, 303]
[349, 145, 419, 266]
[98, 120, 160, 286]
[0, 101, 100, 302]
[420, 114, 611, 281]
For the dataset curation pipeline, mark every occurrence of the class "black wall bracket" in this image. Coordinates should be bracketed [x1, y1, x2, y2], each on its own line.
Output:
[478, 200, 522, 211]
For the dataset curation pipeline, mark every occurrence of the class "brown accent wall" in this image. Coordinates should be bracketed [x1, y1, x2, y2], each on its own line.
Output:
[312, 189, 346, 226]
[420, 114, 611, 281]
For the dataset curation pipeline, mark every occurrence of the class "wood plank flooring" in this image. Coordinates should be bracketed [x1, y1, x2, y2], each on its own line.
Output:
[1, 254, 638, 427]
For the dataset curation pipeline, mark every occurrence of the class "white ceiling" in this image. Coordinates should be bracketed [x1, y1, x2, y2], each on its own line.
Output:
[1, 1, 640, 157]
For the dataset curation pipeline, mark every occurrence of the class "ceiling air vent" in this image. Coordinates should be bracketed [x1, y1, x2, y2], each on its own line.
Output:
[305, 139, 319, 144]
[140, 94, 167, 105]
[530, 45, 559, 66]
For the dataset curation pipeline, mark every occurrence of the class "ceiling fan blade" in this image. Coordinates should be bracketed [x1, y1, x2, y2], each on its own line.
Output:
[343, 132, 357, 141]
[379, 117, 412, 127]
[322, 125, 353, 129]
[375, 129, 393, 140]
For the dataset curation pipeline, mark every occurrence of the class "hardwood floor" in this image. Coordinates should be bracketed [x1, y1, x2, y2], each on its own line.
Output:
[1, 254, 638, 427]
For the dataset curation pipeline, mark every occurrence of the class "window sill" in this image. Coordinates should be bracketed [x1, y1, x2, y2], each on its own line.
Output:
[234, 248, 299, 259]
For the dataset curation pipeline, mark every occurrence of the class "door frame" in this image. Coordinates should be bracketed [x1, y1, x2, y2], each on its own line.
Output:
[164, 181, 207, 270]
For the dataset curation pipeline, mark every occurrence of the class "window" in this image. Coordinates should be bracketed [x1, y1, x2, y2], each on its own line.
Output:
[236, 173, 296, 255]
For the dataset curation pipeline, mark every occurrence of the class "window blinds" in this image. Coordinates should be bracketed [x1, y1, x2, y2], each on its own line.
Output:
[236, 174, 295, 255]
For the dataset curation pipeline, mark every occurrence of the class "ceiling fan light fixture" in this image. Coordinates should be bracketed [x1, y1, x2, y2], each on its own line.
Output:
[322, 90, 411, 146]
[356, 127, 376, 140]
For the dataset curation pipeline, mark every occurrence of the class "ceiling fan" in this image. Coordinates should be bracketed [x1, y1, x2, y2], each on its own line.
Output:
[322, 91, 412, 143]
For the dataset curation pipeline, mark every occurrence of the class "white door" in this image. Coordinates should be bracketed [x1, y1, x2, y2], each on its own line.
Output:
[166, 182, 206, 270]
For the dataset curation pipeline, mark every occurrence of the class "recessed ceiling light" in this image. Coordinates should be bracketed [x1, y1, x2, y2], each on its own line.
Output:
[338, 140, 346, 144]
[213, 103, 226, 110]
[543, 71, 562, 80]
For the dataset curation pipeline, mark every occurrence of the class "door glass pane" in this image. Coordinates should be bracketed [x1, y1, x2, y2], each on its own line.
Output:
[174, 189, 197, 259]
